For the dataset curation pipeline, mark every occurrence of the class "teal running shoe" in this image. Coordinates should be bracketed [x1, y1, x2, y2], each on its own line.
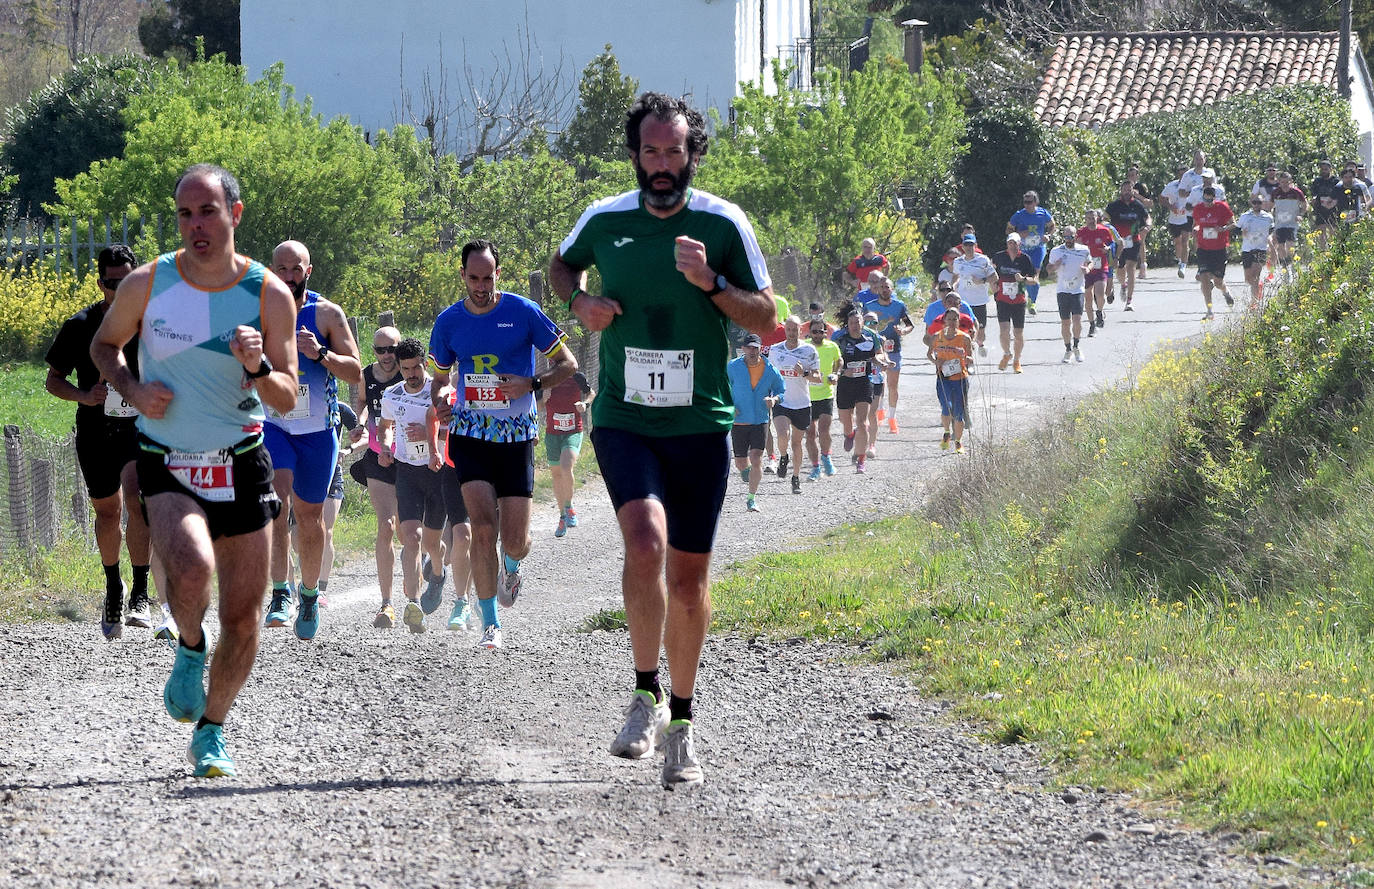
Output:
[164, 641, 207, 723]
[447, 597, 472, 631]
[187, 723, 236, 778]
[821, 454, 836, 476]
[554, 515, 567, 538]
[264, 587, 292, 627]
[564, 507, 578, 528]
[294, 591, 320, 640]
[807, 465, 822, 481]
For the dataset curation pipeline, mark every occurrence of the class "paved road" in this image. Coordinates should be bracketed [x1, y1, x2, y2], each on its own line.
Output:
[1, 267, 1321, 889]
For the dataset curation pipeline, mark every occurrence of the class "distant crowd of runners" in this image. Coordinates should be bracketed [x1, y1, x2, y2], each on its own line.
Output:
[43, 115, 1366, 788]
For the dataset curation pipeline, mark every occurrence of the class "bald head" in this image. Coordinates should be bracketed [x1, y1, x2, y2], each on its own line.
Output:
[373, 325, 401, 348]
[272, 240, 312, 297]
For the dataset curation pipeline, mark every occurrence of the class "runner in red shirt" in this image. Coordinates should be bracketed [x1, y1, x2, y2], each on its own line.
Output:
[1191, 187, 1235, 320]
[540, 371, 595, 538]
[1076, 209, 1117, 335]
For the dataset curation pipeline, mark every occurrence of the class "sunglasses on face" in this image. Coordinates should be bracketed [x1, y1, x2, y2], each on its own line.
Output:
[99, 277, 127, 289]
[374, 345, 398, 354]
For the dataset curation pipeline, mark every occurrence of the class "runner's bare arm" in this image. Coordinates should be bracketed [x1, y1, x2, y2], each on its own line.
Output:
[311, 300, 362, 385]
[91, 264, 173, 418]
[376, 417, 395, 467]
[246, 274, 300, 416]
[45, 368, 105, 407]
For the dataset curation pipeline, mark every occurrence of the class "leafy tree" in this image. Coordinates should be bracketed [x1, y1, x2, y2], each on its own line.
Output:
[554, 44, 638, 176]
[48, 57, 412, 298]
[138, 0, 239, 64]
[925, 18, 1039, 111]
[698, 58, 966, 288]
[0, 52, 156, 217]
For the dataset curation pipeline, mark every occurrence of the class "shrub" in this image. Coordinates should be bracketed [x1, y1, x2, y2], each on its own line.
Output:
[0, 266, 98, 360]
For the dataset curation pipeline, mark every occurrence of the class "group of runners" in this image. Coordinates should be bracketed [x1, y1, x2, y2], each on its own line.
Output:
[44, 100, 1372, 788]
[47, 92, 778, 789]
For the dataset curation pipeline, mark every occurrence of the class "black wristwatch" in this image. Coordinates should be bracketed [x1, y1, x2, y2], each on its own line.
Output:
[316, 344, 330, 362]
[531, 374, 543, 392]
[246, 355, 274, 379]
[704, 274, 727, 297]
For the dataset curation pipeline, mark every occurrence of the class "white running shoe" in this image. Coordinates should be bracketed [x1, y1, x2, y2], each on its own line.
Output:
[609, 690, 669, 759]
[479, 625, 503, 649]
[661, 721, 704, 788]
[1073, 346, 1084, 363]
[497, 561, 522, 608]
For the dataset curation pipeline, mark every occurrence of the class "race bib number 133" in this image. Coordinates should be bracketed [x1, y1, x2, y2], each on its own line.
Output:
[624, 347, 694, 407]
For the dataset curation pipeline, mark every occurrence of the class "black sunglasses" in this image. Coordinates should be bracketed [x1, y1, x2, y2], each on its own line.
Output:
[374, 345, 398, 354]
[99, 276, 127, 289]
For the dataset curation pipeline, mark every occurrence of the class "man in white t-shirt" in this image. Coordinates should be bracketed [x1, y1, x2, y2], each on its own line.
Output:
[766, 316, 821, 495]
[377, 337, 446, 634]
[1235, 196, 1274, 307]
[1160, 164, 1192, 278]
[1178, 149, 1215, 195]
[950, 233, 994, 356]
[1046, 228, 1093, 363]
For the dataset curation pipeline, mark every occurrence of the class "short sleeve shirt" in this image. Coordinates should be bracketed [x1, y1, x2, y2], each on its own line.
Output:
[543, 372, 591, 435]
[45, 300, 141, 434]
[857, 296, 911, 352]
[951, 253, 994, 306]
[767, 341, 820, 410]
[846, 252, 888, 284]
[832, 329, 882, 377]
[989, 250, 1036, 304]
[1048, 244, 1092, 294]
[1192, 202, 1235, 250]
[1076, 225, 1115, 264]
[1270, 186, 1306, 229]
[558, 188, 771, 436]
[1236, 211, 1273, 252]
[427, 292, 566, 443]
[1105, 199, 1149, 241]
[1008, 207, 1054, 251]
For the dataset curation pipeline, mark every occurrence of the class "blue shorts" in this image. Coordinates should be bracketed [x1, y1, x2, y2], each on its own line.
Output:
[936, 377, 968, 423]
[887, 352, 902, 370]
[591, 426, 729, 555]
[264, 424, 340, 503]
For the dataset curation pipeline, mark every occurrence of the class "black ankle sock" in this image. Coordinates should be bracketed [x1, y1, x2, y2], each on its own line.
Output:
[180, 634, 206, 653]
[635, 670, 663, 702]
[131, 564, 150, 595]
[668, 693, 693, 723]
[103, 563, 121, 591]
[194, 716, 221, 730]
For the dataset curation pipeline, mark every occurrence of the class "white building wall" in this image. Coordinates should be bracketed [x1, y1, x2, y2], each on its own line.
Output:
[242, 0, 809, 140]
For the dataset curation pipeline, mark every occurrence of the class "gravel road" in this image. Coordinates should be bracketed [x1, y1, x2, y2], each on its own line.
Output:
[0, 276, 1332, 888]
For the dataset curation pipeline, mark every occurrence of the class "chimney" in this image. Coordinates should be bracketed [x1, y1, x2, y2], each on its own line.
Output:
[900, 19, 928, 75]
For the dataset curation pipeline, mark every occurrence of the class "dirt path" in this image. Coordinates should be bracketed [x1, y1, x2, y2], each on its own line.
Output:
[0, 276, 1323, 888]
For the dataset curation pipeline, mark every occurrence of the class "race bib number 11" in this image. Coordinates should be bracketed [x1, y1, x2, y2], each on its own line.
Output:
[624, 347, 694, 407]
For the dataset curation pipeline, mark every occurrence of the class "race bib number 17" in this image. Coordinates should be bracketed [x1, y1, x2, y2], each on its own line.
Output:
[624, 347, 694, 407]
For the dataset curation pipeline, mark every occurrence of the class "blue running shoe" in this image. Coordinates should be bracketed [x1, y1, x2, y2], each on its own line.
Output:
[164, 641, 207, 723]
[554, 516, 567, 538]
[564, 507, 578, 528]
[187, 723, 236, 778]
[294, 591, 320, 640]
[419, 557, 446, 614]
[264, 587, 292, 627]
[807, 465, 822, 481]
[821, 454, 836, 476]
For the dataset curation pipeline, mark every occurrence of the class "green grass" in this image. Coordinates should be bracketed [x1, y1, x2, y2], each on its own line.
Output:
[706, 227, 1374, 870]
[0, 362, 79, 438]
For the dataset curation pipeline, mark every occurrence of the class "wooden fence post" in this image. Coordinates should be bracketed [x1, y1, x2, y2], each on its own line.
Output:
[378, 311, 394, 328]
[31, 457, 55, 549]
[4, 426, 32, 557]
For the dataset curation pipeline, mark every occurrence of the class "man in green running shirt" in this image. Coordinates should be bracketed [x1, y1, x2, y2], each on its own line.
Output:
[549, 92, 776, 788]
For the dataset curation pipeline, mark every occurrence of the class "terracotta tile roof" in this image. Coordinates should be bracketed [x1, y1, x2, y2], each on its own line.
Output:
[1035, 32, 1345, 129]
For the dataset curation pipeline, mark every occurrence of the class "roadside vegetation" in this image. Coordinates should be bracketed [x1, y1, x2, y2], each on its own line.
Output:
[707, 222, 1374, 869]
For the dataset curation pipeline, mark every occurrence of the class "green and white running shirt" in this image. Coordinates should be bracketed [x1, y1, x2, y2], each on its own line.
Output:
[560, 188, 771, 436]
